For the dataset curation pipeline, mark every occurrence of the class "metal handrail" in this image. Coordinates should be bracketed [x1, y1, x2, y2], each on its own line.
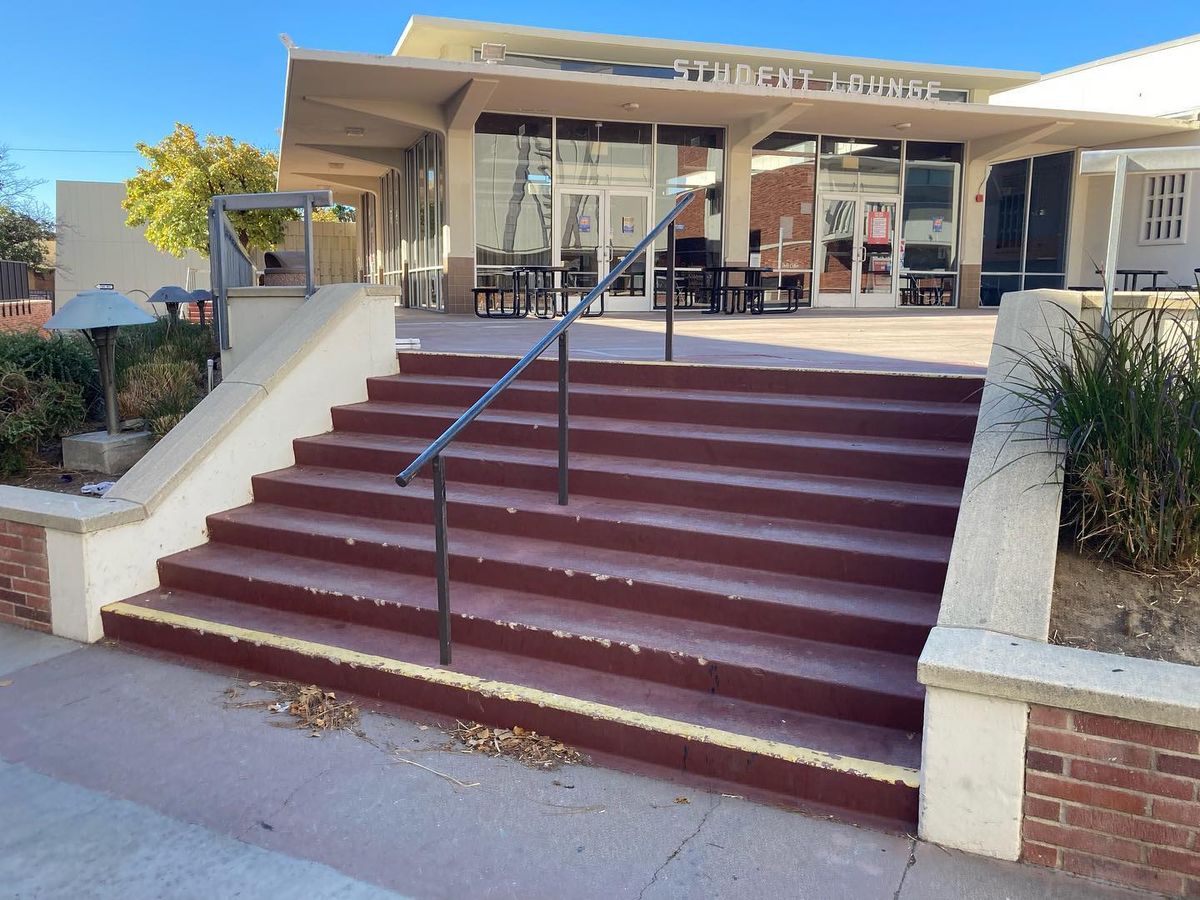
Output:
[395, 190, 699, 664]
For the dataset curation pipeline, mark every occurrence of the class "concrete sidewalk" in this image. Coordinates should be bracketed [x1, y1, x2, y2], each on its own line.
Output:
[0, 624, 1136, 899]
[395, 308, 998, 375]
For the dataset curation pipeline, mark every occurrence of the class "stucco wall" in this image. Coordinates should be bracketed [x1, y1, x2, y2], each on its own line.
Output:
[991, 37, 1200, 119]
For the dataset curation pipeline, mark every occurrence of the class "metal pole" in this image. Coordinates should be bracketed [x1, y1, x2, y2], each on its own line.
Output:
[1101, 154, 1128, 338]
[303, 195, 315, 298]
[665, 213, 677, 362]
[432, 454, 451, 665]
[557, 330, 569, 506]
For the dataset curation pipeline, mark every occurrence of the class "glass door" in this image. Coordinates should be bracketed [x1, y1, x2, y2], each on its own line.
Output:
[816, 196, 857, 307]
[605, 191, 650, 310]
[814, 195, 899, 307]
[555, 187, 652, 311]
[858, 198, 898, 307]
[558, 190, 602, 290]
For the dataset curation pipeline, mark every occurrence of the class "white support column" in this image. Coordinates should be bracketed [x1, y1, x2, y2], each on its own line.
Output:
[920, 686, 1029, 860]
[1101, 154, 1129, 335]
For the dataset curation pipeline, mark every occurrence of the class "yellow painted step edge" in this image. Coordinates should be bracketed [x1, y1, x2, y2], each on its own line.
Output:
[106, 600, 920, 789]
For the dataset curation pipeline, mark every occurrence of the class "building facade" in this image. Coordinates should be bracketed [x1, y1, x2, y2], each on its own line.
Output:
[275, 18, 1199, 314]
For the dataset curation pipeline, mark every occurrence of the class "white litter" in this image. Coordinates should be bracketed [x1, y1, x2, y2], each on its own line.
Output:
[81, 482, 117, 496]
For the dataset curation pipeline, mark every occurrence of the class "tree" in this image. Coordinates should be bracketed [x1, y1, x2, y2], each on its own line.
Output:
[123, 123, 294, 257]
[0, 206, 53, 267]
[313, 204, 356, 223]
[0, 146, 53, 268]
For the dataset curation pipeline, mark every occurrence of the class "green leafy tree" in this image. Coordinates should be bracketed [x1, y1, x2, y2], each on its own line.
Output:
[0, 206, 53, 267]
[313, 204, 356, 223]
[123, 123, 294, 257]
[0, 146, 53, 267]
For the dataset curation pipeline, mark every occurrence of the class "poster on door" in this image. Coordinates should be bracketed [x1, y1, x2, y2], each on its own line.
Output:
[866, 209, 891, 245]
[578, 215, 592, 233]
[621, 216, 635, 235]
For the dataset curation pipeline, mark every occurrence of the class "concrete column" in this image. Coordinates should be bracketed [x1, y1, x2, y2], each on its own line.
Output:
[443, 126, 476, 314]
[958, 152, 989, 309]
[722, 143, 753, 266]
[920, 686, 1029, 860]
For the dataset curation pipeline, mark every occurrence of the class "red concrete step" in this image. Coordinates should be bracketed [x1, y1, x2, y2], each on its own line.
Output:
[366, 374, 979, 443]
[156, 543, 925, 730]
[330, 401, 971, 486]
[397, 351, 984, 405]
[202, 502, 938, 654]
[103, 590, 922, 828]
[293, 432, 964, 535]
[248, 466, 951, 593]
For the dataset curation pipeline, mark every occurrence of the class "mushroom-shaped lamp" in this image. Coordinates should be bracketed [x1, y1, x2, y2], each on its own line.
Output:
[44, 289, 155, 436]
[148, 285, 192, 321]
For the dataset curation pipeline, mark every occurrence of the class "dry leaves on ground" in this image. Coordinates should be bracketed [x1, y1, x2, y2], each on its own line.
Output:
[449, 721, 586, 770]
[223, 681, 360, 734]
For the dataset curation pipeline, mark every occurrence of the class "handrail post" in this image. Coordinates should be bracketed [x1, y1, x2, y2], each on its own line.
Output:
[557, 330, 569, 505]
[665, 212, 677, 362]
[432, 454, 451, 665]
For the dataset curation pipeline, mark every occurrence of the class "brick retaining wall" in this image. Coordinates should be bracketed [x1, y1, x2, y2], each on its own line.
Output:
[0, 299, 53, 333]
[0, 519, 51, 632]
[1022, 704, 1200, 896]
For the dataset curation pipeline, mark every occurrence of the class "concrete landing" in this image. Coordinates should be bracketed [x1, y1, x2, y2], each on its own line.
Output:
[0, 623, 1141, 899]
[394, 308, 998, 375]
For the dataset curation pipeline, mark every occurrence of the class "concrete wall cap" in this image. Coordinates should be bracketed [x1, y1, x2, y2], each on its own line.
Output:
[0, 485, 144, 533]
[920, 625, 1200, 732]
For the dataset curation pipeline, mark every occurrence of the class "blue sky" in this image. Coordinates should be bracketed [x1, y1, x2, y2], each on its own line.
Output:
[4, 0, 1198, 214]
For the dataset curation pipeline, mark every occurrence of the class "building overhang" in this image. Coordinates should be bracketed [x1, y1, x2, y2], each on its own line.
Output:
[278, 49, 1198, 200]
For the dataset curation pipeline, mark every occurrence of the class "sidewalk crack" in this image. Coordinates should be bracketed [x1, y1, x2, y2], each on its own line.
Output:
[637, 795, 722, 900]
[892, 836, 918, 900]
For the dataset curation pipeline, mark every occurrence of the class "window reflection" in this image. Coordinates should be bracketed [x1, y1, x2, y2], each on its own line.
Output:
[818, 136, 901, 194]
[555, 119, 653, 187]
[474, 113, 553, 286]
[901, 142, 961, 272]
[750, 133, 816, 298]
[654, 125, 724, 273]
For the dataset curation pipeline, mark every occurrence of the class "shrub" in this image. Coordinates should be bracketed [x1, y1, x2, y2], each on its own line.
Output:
[0, 367, 87, 475]
[1008, 302, 1200, 572]
[0, 330, 99, 408]
[117, 360, 202, 437]
[116, 319, 214, 382]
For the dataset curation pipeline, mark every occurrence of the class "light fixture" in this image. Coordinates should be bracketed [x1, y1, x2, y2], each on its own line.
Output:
[345, 126, 366, 137]
[622, 102, 640, 111]
[148, 285, 191, 322]
[479, 42, 507, 64]
[44, 290, 155, 436]
[894, 122, 912, 131]
[328, 161, 345, 169]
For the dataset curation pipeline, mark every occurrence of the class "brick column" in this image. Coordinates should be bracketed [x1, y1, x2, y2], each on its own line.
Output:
[0, 519, 51, 631]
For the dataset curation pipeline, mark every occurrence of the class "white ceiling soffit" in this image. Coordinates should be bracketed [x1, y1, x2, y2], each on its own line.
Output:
[1081, 145, 1200, 175]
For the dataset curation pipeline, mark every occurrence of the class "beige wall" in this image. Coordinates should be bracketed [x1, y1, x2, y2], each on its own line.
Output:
[55, 181, 210, 310]
[270, 219, 360, 285]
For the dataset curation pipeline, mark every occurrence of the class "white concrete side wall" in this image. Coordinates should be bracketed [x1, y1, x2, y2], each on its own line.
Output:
[55, 181, 210, 310]
[991, 38, 1200, 118]
[42, 283, 399, 641]
[1073, 131, 1200, 288]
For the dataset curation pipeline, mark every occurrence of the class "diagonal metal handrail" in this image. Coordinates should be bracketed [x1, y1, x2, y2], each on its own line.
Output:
[395, 190, 699, 665]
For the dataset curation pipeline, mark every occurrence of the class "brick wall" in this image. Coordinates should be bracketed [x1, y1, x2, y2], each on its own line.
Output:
[0, 299, 53, 333]
[1022, 704, 1200, 896]
[0, 519, 51, 632]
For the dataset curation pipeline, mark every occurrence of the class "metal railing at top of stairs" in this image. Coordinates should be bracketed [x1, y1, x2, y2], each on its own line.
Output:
[395, 189, 700, 665]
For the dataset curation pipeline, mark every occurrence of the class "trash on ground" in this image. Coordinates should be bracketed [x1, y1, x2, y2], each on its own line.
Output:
[224, 681, 360, 733]
[449, 721, 586, 770]
[81, 481, 116, 495]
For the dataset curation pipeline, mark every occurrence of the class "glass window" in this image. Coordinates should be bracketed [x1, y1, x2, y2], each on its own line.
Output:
[901, 142, 962, 272]
[654, 125, 724, 272]
[980, 152, 1074, 306]
[982, 159, 1029, 273]
[818, 136, 901, 194]
[402, 132, 445, 310]
[749, 133, 816, 294]
[556, 118, 652, 187]
[1025, 152, 1073, 273]
[474, 114, 553, 284]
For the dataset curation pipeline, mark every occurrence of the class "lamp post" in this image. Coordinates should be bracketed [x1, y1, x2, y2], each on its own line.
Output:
[44, 289, 155, 436]
[149, 285, 192, 322]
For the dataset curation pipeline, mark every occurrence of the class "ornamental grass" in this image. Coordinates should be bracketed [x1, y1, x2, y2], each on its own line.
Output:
[1007, 301, 1200, 573]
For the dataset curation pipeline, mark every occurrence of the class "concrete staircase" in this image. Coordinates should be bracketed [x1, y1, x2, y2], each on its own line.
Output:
[103, 352, 983, 830]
